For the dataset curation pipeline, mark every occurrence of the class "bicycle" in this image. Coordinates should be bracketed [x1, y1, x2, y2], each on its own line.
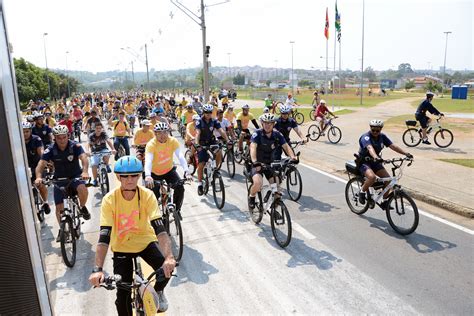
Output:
[402, 116, 453, 148]
[127, 114, 136, 133]
[53, 178, 84, 267]
[307, 117, 342, 144]
[234, 129, 251, 165]
[73, 120, 82, 143]
[32, 177, 52, 223]
[283, 142, 305, 201]
[100, 258, 174, 315]
[275, 102, 304, 125]
[199, 143, 226, 209]
[245, 158, 296, 248]
[344, 156, 419, 235]
[113, 136, 132, 159]
[154, 179, 189, 263]
[92, 150, 111, 197]
[219, 139, 236, 178]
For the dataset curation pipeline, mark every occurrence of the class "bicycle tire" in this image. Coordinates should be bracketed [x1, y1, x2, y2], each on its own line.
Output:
[185, 149, 196, 175]
[402, 128, 421, 147]
[327, 126, 342, 144]
[344, 177, 369, 215]
[168, 210, 184, 262]
[226, 151, 235, 178]
[212, 172, 225, 209]
[434, 128, 454, 148]
[270, 199, 292, 248]
[77, 130, 81, 143]
[34, 189, 45, 223]
[60, 216, 77, 267]
[247, 187, 263, 224]
[309, 109, 316, 121]
[286, 166, 303, 201]
[386, 190, 419, 235]
[234, 145, 243, 164]
[275, 102, 284, 114]
[202, 168, 209, 195]
[118, 145, 126, 159]
[100, 167, 110, 197]
[294, 112, 304, 125]
[307, 124, 321, 141]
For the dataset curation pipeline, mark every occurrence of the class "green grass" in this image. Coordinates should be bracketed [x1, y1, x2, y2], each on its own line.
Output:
[334, 109, 355, 115]
[439, 159, 474, 168]
[384, 114, 473, 133]
[410, 98, 474, 113]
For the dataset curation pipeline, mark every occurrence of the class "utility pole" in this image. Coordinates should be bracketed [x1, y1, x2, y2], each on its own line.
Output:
[42, 33, 52, 102]
[65, 51, 70, 98]
[359, 0, 365, 105]
[131, 61, 135, 83]
[442, 31, 452, 97]
[290, 41, 295, 95]
[145, 43, 150, 90]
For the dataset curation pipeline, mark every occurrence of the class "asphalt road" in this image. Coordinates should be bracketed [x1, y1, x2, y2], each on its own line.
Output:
[41, 132, 474, 315]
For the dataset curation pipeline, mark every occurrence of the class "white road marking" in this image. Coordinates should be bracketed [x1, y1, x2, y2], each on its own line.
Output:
[300, 162, 474, 235]
[292, 222, 316, 240]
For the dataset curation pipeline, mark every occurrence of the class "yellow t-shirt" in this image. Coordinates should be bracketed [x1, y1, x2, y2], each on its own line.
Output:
[222, 96, 229, 104]
[211, 105, 218, 119]
[83, 104, 91, 113]
[223, 110, 236, 125]
[100, 186, 160, 253]
[112, 120, 129, 137]
[236, 112, 255, 129]
[181, 110, 197, 125]
[185, 122, 197, 142]
[175, 107, 183, 119]
[145, 137, 180, 175]
[56, 105, 65, 114]
[45, 117, 57, 127]
[134, 129, 154, 146]
[124, 104, 135, 115]
[180, 100, 188, 107]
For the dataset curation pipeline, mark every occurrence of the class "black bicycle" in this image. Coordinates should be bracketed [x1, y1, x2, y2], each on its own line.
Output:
[32, 177, 52, 223]
[53, 178, 84, 267]
[200, 143, 226, 209]
[219, 140, 236, 178]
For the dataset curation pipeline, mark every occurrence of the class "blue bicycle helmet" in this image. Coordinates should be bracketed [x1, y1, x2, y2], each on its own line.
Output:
[114, 156, 143, 175]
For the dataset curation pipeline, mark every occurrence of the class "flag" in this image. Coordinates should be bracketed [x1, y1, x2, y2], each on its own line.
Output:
[324, 7, 329, 40]
[335, 1, 341, 42]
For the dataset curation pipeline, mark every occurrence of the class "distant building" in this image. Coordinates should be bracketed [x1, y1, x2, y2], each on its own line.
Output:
[412, 75, 442, 88]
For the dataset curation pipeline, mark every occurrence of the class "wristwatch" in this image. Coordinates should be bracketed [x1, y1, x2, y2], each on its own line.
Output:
[92, 266, 103, 273]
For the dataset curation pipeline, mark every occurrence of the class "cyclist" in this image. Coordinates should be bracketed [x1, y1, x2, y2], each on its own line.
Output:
[221, 94, 229, 111]
[144, 122, 191, 217]
[109, 110, 131, 161]
[194, 104, 230, 195]
[274, 104, 307, 160]
[181, 104, 198, 127]
[223, 104, 236, 125]
[88, 156, 176, 314]
[285, 92, 298, 108]
[44, 112, 57, 127]
[248, 113, 297, 209]
[314, 99, 337, 135]
[87, 122, 116, 187]
[185, 114, 200, 150]
[415, 91, 444, 145]
[32, 112, 53, 147]
[58, 112, 74, 139]
[215, 108, 235, 140]
[133, 119, 154, 162]
[236, 104, 259, 155]
[23, 121, 50, 215]
[311, 91, 321, 107]
[83, 110, 101, 134]
[136, 101, 150, 126]
[35, 125, 91, 241]
[191, 96, 203, 115]
[357, 119, 413, 210]
[124, 99, 136, 134]
[180, 96, 188, 107]
[264, 94, 274, 113]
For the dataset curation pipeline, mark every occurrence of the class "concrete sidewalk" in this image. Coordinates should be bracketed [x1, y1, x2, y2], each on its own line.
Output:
[232, 97, 474, 217]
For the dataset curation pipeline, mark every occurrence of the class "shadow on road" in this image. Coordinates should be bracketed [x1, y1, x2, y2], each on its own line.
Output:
[294, 195, 340, 213]
[362, 215, 457, 253]
[413, 146, 467, 154]
[170, 244, 219, 287]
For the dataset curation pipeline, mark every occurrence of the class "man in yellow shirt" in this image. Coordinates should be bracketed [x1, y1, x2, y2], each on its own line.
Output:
[108, 111, 131, 160]
[181, 104, 197, 126]
[236, 104, 259, 154]
[223, 104, 236, 127]
[124, 99, 136, 131]
[88, 156, 176, 314]
[144, 122, 191, 217]
[180, 97, 188, 107]
[133, 119, 154, 162]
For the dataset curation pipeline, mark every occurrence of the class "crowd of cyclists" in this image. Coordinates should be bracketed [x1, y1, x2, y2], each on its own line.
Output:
[21, 88, 444, 315]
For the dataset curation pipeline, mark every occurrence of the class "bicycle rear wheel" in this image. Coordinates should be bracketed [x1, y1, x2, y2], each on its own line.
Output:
[307, 124, 321, 141]
[185, 149, 196, 175]
[344, 177, 369, 215]
[270, 200, 292, 248]
[286, 166, 302, 201]
[386, 190, 419, 235]
[402, 128, 421, 147]
[118, 145, 126, 159]
[327, 126, 342, 144]
[434, 128, 453, 148]
[294, 112, 304, 125]
[212, 172, 225, 209]
[60, 216, 77, 267]
[247, 187, 263, 224]
[309, 109, 316, 121]
[33, 188, 45, 223]
[202, 168, 209, 195]
[100, 167, 110, 196]
[226, 151, 235, 178]
[168, 210, 184, 262]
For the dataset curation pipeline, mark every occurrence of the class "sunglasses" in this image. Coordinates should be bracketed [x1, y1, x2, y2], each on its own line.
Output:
[203, 111, 212, 114]
[120, 174, 140, 179]
[371, 128, 382, 133]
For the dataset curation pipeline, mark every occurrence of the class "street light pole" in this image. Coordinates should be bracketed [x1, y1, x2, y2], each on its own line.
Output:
[42, 33, 52, 102]
[65, 51, 70, 98]
[442, 31, 452, 97]
[359, 0, 365, 105]
[131, 61, 135, 83]
[227, 52, 231, 78]
[290, 41, 295, 95]
[145, 43, 150, 90]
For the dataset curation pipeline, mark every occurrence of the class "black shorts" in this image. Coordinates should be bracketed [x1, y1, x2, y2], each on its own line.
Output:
[251, 167, 277, 181]
[415, 114, 429, 128]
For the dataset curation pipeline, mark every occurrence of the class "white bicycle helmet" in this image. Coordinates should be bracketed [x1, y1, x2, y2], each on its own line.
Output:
[52, 125, 69, 135]
[263, 107, 270, 113]
[426, 91, 435, 97]
[260, 113, 276, 123]
[202, 104, 214, 113]
[141, 119, 152, 126]
[228, 104, 234, 109]
[320, 99, 326, 104]
[369, 119, 384, 128]
[22, 121, 33, 129]
[192, 114, 201, 121]
[242, 104, 250, 109]
[153, 122, 170, 132]
[25, 115, 35, 122]
[279, 104, 292, 114]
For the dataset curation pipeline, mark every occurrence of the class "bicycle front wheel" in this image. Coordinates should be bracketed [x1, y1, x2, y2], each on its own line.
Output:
[309, 109, 316, 121]
[286, 166, 302, 201]
[402, 128, 421, 147]
[168, 210, 184, 262]
[344, 177, 369, 215]
[386, 190, 419, 235]
[294, 112, 304, 125]
[33, 189, 45, 223]
[327, 126, 342, 144]
[434, 128, 454, 148]
[226, 150, 235, 178]
[60, 216, 77, 267]
[307, 124, 321, 141]
[247, 187, 263, 224]
[100, 167, 110, 196]
[270, 200, 292, 248]
[212, 172, 225, 209]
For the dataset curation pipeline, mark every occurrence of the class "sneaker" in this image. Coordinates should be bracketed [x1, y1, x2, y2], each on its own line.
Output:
[42, 202, 51, 215]
[92, 179, 98, 187]
[248, 196, 256, 210]
[320, 132, 325, 136]
[56, 230, 61, 243]
[422, 139, 431, 145]
[197, 185, 204, 196]
[358, 191, 366, 205]
[157, 291, 168, 312]
[106, 165, 112, 173]
[81, 206, 91, 220]
[379, 200, 394, 211]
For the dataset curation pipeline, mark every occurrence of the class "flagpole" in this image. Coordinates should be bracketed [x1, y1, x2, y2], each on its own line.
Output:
[360, 0, 365, 105]
[325, 38, 328, 96]
[333, 23, 337, 111]
[339, 39, 342, 96]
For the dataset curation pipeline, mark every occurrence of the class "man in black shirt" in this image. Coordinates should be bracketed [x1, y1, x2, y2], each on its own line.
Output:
[273, 104, 307, 160]
[87, 122, 116, 186]
[415, 92, 444, 145]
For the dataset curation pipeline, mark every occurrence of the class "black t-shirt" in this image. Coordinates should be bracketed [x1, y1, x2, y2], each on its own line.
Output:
[274, 117, 298, 142]
[89, 131, 108, 152]
[86, 117, 101, 131]
[41, 141, 84, 178]
[25, 135, 43, 168]
[250, 129, 287, 164]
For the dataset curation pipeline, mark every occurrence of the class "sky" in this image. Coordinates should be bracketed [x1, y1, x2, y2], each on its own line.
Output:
[3, 0, 473, 73]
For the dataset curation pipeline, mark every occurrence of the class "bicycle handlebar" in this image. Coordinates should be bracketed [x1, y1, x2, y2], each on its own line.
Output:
[364, 156, 413, 167]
